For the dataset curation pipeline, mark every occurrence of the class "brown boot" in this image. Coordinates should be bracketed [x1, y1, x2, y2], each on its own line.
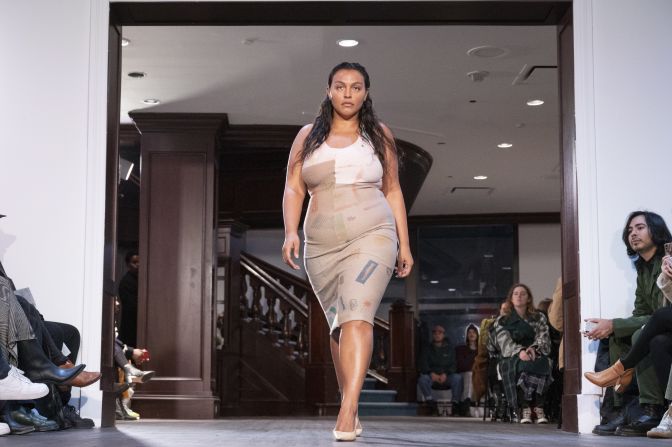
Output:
[59, 360, 101, 388]
[584, 359, 634, 392]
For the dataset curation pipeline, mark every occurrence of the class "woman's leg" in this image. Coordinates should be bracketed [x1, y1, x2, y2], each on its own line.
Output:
[330, 328, 345, 395]
[334, 320, 373, 432]
[621, 307, 672, 369]
[649, 333, 672, 393]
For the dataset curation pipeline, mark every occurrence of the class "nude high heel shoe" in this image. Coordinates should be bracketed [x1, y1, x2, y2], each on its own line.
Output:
[355, 417, 363, 437]
[333, 429, 357, 441]
[584, 359, 634, 392]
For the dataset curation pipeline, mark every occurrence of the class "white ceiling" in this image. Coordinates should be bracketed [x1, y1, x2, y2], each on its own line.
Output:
[121, 25, 560, 216]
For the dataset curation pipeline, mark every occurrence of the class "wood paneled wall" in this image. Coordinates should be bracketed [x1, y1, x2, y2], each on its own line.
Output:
[130, 113, 226, 418]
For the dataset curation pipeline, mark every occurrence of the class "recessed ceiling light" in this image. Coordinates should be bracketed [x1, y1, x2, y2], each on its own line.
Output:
[527, 99, 545, 106]
[121, 38, 130, 47]
[448, 288, 456, 292]
[142, 98, 160, 105]
[497, 143, 513, 148]
[474, 175, 488, 180]
[467, 45, 508, 58]
[337, 39, 359, 48]
[128, 71, 146, 79]
[430, 280, 439, 284]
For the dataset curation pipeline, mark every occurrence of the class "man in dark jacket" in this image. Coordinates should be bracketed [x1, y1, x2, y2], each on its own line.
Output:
[418, 324, 463, 408]
[586, 211, 672, 436]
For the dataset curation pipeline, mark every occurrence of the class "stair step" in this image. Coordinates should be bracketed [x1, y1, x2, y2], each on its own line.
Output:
[362, 378, 377, 390]
[357, 402, 418, 417]
[359, 389, 397, 403]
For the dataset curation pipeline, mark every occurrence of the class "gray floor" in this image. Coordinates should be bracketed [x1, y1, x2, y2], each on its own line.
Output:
[1, 417, 669, 446]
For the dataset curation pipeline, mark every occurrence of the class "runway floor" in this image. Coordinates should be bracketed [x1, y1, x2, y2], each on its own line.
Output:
[2, 417, 670, 446]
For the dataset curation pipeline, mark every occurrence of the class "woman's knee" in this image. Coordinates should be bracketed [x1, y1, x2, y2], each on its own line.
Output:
[340, 320, 373, 333]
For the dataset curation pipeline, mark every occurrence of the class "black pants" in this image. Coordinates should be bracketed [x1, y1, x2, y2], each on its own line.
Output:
[622, 306, 672, 389]
[15, 296, 68, 365]
[44, 321, 80, 364]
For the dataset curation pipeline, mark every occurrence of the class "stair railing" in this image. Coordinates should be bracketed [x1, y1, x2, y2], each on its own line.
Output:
[239, 252, 391, 379]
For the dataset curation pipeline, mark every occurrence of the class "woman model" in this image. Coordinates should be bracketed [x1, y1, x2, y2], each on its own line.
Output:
[282, 62, 413, 441]
[488, 284, 552, 424]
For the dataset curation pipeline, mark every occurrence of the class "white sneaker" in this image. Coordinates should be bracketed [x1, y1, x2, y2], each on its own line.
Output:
[648, 405, 672, 438]
[520, 407, 533, 424]
[0, 366, 49, 400]
[0, 422, 9, 436]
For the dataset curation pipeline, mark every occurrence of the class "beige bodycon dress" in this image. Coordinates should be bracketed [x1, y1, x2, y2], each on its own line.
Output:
[302, 135, 398, 333]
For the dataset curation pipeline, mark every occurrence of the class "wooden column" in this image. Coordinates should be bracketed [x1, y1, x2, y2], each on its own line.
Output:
[306, 295, 339, 414]
[387, 300, 417, 402]
[130, 113, 227, 419]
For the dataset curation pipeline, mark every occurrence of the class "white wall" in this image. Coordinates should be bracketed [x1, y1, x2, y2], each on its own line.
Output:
[518, 224, 561, 305]
[0, 0, 108, 421]
[574, 0, 672, 433]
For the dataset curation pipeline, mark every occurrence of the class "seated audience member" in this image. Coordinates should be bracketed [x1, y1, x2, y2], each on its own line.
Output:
[584, 211, 672, 436]
[489, 284, 552, 424]
[0, 348, 50, 435]
[586, 250, 672, 438]
[114, 337, 154, 420]
[455, 324, 479, 415]
[418, 324, 463, 411]
[473, 301, 509, 404]
[536, 298, 552, 314]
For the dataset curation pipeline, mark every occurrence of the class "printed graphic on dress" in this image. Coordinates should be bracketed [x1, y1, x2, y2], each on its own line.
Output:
[356, 260, 379, 284]
[349, 299, 358, 311]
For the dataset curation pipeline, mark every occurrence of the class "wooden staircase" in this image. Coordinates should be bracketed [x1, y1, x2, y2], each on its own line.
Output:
[217, 251, 417, 416]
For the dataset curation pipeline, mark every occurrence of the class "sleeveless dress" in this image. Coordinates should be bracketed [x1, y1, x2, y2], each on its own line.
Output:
[301, 135, 398, 333]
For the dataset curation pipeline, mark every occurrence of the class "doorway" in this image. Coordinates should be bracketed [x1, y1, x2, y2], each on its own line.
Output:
[103, 0, 577, 430]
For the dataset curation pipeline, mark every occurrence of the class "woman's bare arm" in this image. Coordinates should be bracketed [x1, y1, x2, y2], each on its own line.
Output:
[281, 125, 311, 269]
[380, 124, 413, 278]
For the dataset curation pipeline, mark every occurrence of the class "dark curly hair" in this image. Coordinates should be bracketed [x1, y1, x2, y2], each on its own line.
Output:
[621, 211, 672, 257]
[298, 62, 396, 172]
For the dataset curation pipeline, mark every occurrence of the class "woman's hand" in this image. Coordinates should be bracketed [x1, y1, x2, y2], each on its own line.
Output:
[663, 255, 672, 279]
[519, 350, 531, 361]
[282, 233, 301, 270]
[396, 245, 414, 278]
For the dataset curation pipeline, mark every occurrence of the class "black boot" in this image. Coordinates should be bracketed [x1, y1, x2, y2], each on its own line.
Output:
[615, 404, 664, 436]
[17, 339, 85, 384]
[34, 384, 71, 430]
[593, 408, 625, 436]
[2, 403, 35, 435]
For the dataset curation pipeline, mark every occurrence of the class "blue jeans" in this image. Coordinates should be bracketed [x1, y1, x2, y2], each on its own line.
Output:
[418, 373, 464, 402]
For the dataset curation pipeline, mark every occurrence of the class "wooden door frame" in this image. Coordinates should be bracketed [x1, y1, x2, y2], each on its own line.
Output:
[104, 0, 577, 429]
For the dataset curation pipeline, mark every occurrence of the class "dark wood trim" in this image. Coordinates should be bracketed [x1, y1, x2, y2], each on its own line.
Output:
[409, 212, 561, 227]
[111, 2, 570, 26]
[100, 20, 123, 428]
[105, 0, 577, 422]
[558, 7, 579, 433]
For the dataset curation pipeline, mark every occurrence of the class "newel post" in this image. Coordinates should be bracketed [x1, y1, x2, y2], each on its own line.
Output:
[388, 299, 417, 402]
[306, 294, 339, 414]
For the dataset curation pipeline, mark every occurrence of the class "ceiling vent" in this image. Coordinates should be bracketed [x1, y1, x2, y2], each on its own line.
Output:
[467, 70, 490, 83]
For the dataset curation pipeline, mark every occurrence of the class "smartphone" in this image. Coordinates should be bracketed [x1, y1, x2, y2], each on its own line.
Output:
[583, 321, 596, 333]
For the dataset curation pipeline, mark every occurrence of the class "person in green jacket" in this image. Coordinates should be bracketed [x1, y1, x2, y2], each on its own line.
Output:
[417, 325, 463, 410]
[585, 211, 672, 436]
